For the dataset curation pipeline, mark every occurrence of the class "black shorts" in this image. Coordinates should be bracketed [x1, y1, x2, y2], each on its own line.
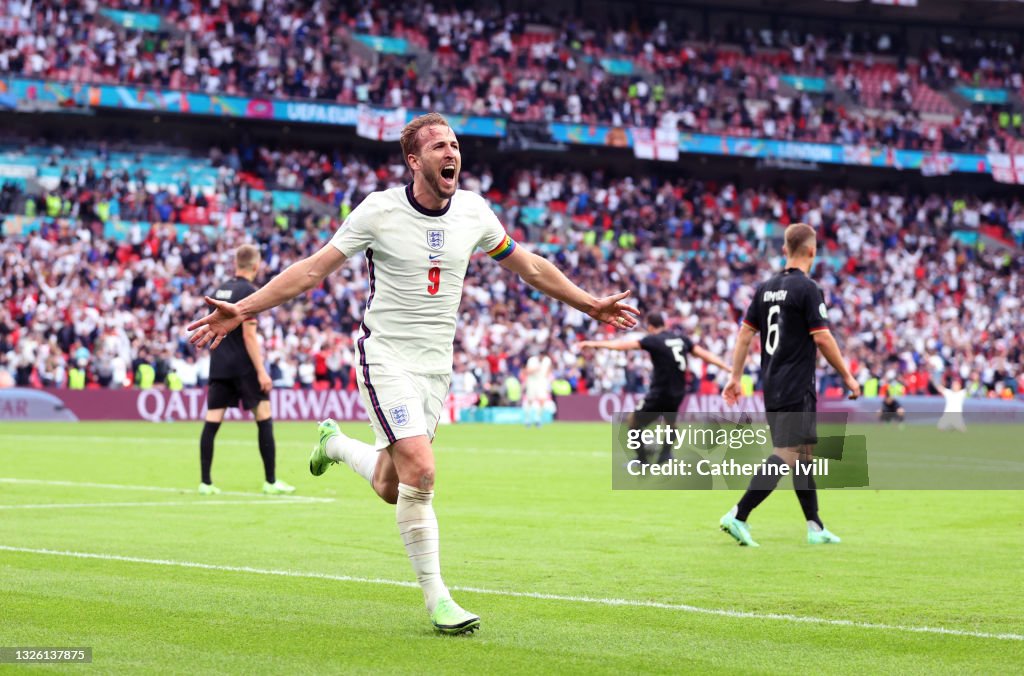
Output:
[765, 392, 817, 448]
[879, 410, 902, 423]
[632, 392, 683, 427]
[207, 373, 268, 411]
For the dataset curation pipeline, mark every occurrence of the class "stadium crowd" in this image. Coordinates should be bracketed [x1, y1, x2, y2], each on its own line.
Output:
[1, 1, 1023, 153]
[2, 144, 1023, 400]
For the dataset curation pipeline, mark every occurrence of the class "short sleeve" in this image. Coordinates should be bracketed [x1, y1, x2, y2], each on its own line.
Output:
[330, 195, 377, 257]
[234, 281, 256, 303]
[805, 284, 829, 334]
[477, 199, 517, 262]
[638, 335, 655, 353]
[742, 290, 760, 332]
[236, 282, 258, 323]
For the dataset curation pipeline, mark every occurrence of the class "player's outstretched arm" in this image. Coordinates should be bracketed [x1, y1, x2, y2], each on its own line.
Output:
[499, 247, 639, 330]
[722, 324, 757, 405]
[577, 339, 641, 351]
[927, 373, 950, 396]
[692, 345, 732, 373]
[812, 329, 861, 399]
[189, 244, 348, 349]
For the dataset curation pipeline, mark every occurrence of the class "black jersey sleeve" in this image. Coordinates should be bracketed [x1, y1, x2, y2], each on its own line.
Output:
[804, 283, 829, 334]
[232, 280, 257, 304]
[742, 287, 761, 332]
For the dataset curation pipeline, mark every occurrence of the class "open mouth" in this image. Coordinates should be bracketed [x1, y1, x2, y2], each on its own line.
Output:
[441, 164, 456, 181]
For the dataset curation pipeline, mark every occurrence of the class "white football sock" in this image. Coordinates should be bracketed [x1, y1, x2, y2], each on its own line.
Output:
[396, 483, 451, 613]
[326, 434, 378, 484]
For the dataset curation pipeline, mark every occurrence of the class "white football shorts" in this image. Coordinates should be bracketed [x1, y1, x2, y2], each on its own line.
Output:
[356, 362, 451, 450]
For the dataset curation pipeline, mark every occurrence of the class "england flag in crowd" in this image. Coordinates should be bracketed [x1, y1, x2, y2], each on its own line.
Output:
[356, 105, 406, 142]
[987, 153, 1024, 184]
[632, 127, 679, 162]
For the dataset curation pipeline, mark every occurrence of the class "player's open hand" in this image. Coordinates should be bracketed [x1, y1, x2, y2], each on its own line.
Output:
[844, 374, 862, 400]
[722, 378, 743, 406]
[187, 296, 245, 350]
[588, 291, 640, 331]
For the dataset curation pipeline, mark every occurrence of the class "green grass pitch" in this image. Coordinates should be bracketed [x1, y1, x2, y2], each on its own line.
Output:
[1, 421, 1022, 673]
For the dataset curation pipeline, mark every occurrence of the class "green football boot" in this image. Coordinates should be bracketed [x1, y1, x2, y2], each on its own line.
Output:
[720, 513, 760, 547]
[310, 418, 342, 477]
[262, 480, 296, 495]
[430, 599, 481, 635]
[198, 483, 221, 496]
[807, 527, 842, 544]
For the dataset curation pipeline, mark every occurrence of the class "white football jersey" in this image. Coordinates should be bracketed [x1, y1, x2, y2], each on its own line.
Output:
[331, 185, 515, 374]
[525, 355, 554, 392]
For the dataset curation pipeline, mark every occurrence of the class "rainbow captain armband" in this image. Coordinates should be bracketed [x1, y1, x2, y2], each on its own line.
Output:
[487, 234, 517, 261]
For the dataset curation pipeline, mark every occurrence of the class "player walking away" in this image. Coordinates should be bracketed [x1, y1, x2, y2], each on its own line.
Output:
[199, 244, 295, 496]
[522, 349, 554, 427]
[578, 312, 732, 464]
[187, 113, 639, 635]
[720, 223, 860, 547]
[933, 375, 967, 432]
[878, 390, 905, 426]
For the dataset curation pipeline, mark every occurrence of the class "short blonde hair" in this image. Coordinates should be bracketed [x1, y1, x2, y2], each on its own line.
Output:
[783, 223, 816, 257]
[235, 243, 260, 270]
[400, 112, 451, 169]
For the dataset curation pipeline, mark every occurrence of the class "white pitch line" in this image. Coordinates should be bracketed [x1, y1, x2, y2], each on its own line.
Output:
[0, 545, 1019, 642]
[0, 478, 333, 503]
[0, 500, 312, 510]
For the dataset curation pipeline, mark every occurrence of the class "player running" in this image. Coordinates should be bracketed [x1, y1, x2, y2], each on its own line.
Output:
[188, 113, 639, 635]
[578, 312, 732, 464]
[720, 223, 860, 547]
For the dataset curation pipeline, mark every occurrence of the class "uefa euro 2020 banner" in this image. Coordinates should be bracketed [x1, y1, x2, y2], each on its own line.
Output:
[0, 77, 507, 138]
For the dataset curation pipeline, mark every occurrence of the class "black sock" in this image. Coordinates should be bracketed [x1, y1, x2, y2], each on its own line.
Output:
[794, 461, 823, 528]
[735, 454, 786, 522]
[200, 421, 220, 485]
[257, 418, 276, 484]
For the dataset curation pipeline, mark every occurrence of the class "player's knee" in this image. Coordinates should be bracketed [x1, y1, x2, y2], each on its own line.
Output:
[409, 465, 435, 491]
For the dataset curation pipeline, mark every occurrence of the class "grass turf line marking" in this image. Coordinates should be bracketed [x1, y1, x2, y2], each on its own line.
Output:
[0, 500, 317, 510]
[0, 545, 1020, 642]
[0, 478, 333, 503]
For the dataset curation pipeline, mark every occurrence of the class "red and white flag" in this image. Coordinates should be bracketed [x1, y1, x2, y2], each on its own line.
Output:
[987, 153, 1024, 184]
[356, 105, 406, 142]
[632, 127, 679, 162]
